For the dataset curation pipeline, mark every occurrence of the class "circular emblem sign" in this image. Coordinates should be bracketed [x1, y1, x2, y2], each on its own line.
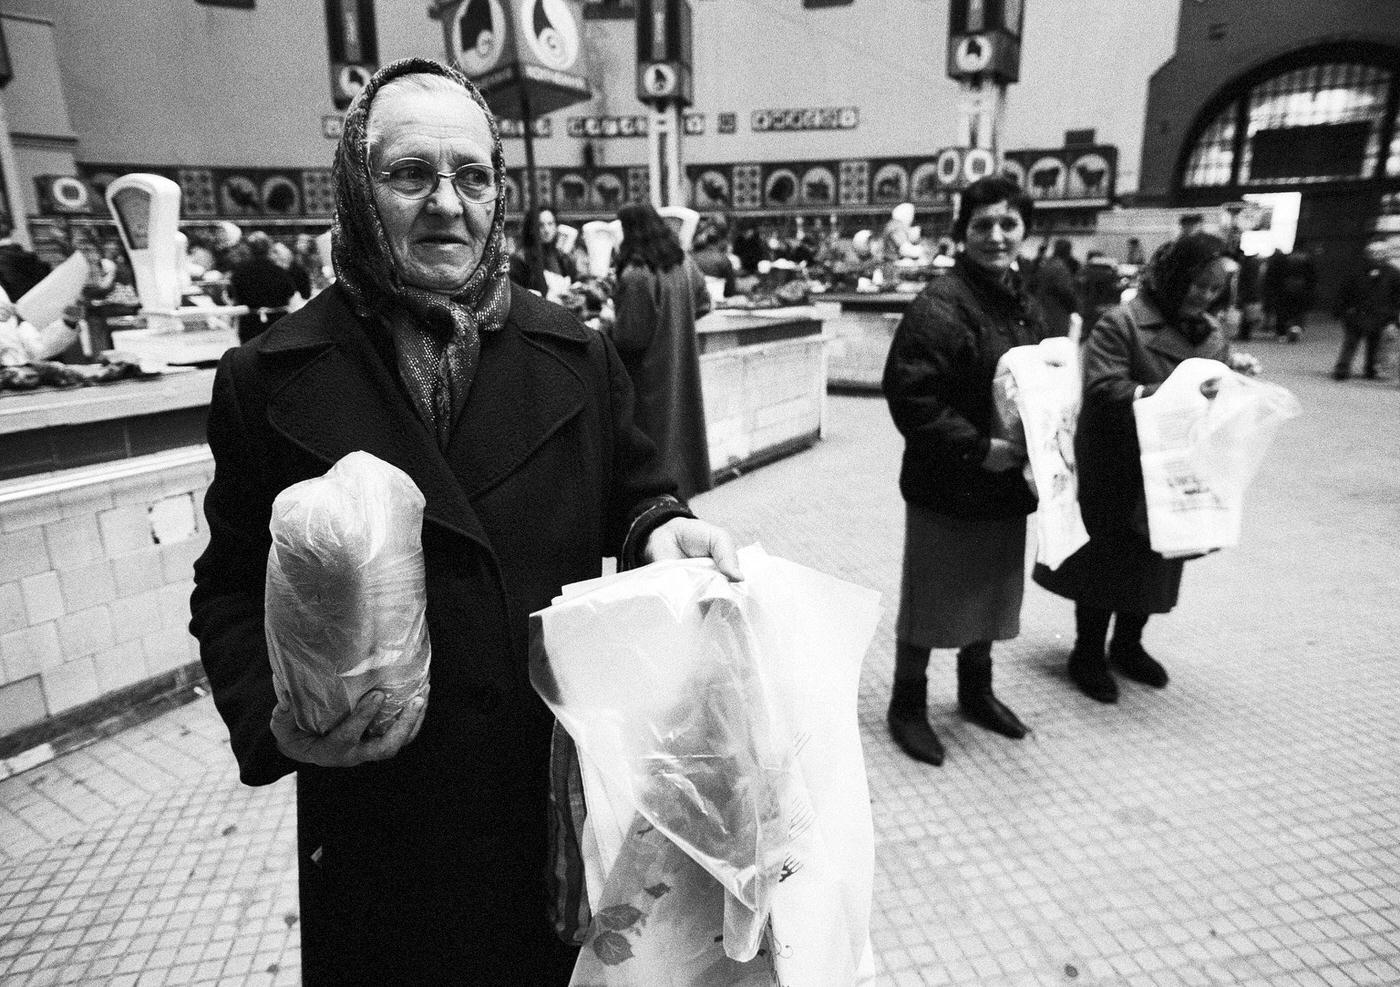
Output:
[51, 176, 91, 212]
[954, 34, 993, 74]
[519, 0, 580, 71]
[642, 63, 678, 98]
[963, 148, 996, 183]
[454, 0, 507, 76]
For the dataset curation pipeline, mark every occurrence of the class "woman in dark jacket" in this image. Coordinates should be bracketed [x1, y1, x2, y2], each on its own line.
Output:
[1034, 233, 1234, 702]
[881, 176, 1050, 766]
[611, 202, 713, 501]
[510, 204, 577, 298]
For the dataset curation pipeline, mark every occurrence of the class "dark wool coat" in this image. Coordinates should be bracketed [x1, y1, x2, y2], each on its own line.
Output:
[1034, 294, 1230, 613]
[1074, 295, 1230, 540]
[190, 283, 687, 985]
[882, 258, 1048, 520]
[611, 261, 713, 501]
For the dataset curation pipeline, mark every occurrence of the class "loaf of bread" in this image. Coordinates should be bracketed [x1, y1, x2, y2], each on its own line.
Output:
[265, 451, 430, 736]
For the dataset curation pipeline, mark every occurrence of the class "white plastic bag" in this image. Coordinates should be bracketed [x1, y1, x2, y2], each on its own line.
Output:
[264, 451, 431, 736]
[531, 546, 881, 987]
[1133, 358, 1300, 558]
[993, 336, 1089, 569]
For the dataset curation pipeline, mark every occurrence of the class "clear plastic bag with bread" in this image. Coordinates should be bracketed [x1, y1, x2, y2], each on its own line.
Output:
[264, 451, 431, 736]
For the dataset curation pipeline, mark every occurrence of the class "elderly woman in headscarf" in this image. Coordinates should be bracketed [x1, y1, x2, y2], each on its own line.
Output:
[189, 58, 739, 985]
[1033, 232, 1236, 703]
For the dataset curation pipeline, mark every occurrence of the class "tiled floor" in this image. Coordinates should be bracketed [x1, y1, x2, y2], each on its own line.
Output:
[1, 317, 1397, 985]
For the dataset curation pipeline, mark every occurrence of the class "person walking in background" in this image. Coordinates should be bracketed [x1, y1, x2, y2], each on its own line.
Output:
[1331, 236, 1400, 381]
[228, 231, 299, 343]
[1033, 237, 1081, 337]
[611, 201, 713, 500]
[1262, 245, 1316, 342]
[1034, 233, 1239, 703]
[293, 233, 332, 295]
[509, 204, 576, 301]
[1078, 250, 1125, 328]
[881, 176, 1051, 766]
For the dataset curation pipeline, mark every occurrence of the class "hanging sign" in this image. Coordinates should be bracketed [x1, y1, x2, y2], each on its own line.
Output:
[326, 0, 379, 109]
[432, 0, 592, 118]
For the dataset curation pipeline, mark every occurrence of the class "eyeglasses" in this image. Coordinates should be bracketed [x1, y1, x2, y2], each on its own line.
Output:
[376, 158, 499, 203]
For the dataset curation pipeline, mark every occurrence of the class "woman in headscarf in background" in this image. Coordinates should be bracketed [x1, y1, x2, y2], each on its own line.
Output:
[190, 57, 738, 985]
[1034, 232, 1236, 703]
[611, 201, 713, 500]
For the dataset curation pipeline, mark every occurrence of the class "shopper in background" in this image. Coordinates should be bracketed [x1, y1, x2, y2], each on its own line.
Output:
[1332, 236, 1400, 381]
[881, 176, 1050, 766]
[509, 204, 576, 301]
[228, 231, 299, 343]
[611, 201, 712, 500]
[0, 221, 51, 301]
[1262, 245, 1316, 342]
[1033, 237, 1081, 337]
[1034, 233, 1237, 703]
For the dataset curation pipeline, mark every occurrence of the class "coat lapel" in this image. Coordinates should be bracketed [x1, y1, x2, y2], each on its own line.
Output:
[445, 287, 589, 499]
[259, 288, 491, 551]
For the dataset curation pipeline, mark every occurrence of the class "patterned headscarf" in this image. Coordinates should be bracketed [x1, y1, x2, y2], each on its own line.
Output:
[331, 58, 511, 442]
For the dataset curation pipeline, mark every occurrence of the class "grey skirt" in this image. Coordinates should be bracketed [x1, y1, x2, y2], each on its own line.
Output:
[896, 504, 1028, 649]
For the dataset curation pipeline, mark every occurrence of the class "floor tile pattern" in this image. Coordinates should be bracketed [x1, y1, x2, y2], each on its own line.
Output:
[0, 319, 1397, 985]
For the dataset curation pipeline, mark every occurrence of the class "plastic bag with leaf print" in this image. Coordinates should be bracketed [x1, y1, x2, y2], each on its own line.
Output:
[530, 548, 882, 986]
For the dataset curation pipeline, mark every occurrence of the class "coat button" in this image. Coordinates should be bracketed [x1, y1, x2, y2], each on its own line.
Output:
[463, 680, 502, 715]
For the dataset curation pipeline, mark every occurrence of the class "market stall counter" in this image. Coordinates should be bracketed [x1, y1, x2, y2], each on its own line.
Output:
[697, 306, 827, 483]
[813, 289, 922, 392]
[0, 367, 218, 760]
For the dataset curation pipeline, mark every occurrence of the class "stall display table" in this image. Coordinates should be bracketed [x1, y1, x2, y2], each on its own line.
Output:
[697, 307, 827, 482]
[813, 291, 921, 391]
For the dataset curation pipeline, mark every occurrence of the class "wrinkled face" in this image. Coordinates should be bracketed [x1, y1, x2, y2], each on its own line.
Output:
[963, 200, 1025, 274]
[367, 81, 496, 294]
[537, 209, 557, 245]
[1178, 257, 1232, 318]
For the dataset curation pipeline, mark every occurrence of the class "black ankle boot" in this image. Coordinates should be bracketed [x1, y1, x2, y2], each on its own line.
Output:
[1110, 641, 1169, 687]
[1067, 645, 1118, 703]
[887, 678, 945, 766]
[956, 647, 1029, 739]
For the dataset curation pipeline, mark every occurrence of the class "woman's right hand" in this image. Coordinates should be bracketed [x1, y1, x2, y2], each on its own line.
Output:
[982, 437, 1027, 473]
[271, 690, 427, 767]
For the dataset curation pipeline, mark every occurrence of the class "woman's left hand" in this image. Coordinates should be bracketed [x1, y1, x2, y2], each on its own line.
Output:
[644, 517, 743, 581]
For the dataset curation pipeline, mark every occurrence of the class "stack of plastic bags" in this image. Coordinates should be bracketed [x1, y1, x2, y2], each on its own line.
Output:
[993, 334, 1089, 569]
[1133, 358, 1300, 558]
[529, 546, 881, 986]
[264, 451, 431, 736]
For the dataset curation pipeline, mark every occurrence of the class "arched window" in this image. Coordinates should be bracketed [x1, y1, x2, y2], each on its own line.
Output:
[1180, 50, 1397, 190]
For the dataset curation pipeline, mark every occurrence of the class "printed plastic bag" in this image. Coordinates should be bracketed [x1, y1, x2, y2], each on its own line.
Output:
[264, 451, 431, 736]
[993, 335, 1089, 569]
[1133, 358, 1300, 558]
[531, 546, 881, 987]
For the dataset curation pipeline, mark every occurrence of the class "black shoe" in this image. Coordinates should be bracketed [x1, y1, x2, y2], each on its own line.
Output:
[1364, 369, 1379, 380]
[887, 706, 945, 765]
[958, 690, 1029, 739]
[1068, 647, 1118, 703]
[1110, 642, 1169, 688]
[1332, 368, 1350, 381]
